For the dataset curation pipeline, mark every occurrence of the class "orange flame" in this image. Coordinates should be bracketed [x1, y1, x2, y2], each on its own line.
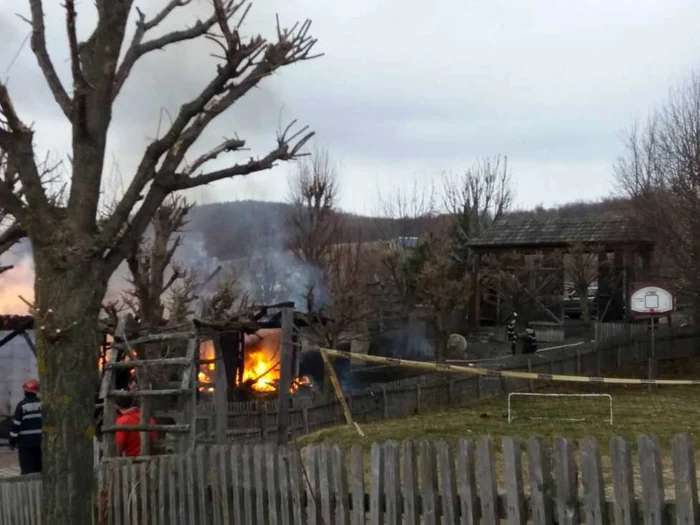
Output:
[197, 329, 310, 394]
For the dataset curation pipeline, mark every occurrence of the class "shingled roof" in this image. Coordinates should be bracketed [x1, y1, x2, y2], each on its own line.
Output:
[469, 215, 654, 250]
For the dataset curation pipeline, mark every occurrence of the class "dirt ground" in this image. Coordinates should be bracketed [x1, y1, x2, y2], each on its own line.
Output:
[0, 447, 20, 477]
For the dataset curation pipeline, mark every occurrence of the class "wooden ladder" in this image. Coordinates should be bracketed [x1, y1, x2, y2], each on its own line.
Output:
[98, 330, 199, 458]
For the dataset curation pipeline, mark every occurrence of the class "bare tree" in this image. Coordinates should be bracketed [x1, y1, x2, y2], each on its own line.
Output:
[410, 225, 472, 362]
[616, 73, 700, 316]
[303, 234, 377, 348]
[123, 196, 195, 328]
[563, 243, 604, 322]
[287, 147, 341, 265]
[443, 155, 513, 265]
[0, 2, 319, 522]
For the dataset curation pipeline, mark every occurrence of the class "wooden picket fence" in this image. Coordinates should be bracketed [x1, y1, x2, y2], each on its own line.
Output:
[2, 433, 700, 524]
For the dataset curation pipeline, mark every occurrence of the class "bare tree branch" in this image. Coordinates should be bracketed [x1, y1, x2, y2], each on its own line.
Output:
[26, 0, 72, 117]
[182, 137, 246, 176]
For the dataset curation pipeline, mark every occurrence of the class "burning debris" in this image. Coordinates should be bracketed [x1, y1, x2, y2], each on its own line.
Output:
[198, 328, 312, 397]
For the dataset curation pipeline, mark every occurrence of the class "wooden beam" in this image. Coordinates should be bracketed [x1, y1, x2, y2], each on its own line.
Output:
[213, 333, 228, 445]
[276, 308, 294, 445]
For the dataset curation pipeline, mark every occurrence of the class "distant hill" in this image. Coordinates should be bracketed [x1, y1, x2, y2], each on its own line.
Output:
[183, 197, 632, 261]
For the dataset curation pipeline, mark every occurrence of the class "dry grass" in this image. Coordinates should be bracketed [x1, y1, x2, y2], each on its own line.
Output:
[298, 371, 700, 497]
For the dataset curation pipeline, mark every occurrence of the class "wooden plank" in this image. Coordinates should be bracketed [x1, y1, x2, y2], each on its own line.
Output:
[219, 446, 231, 525]
[527, 437, 554, 525]
[254, 444, 269, 524]
[278, 446, 292, 525]
[477, 436, 499, 525]
[168, 456, 177, 525]
[185, 451, 196, 525]
[209, 448, 222, 525]
[276, 308, 295, 444]
[610, 436, 635, 525]
[319, 445, 335, 525]
[369, 442, 385, 525]
[101, 424, 190, 433]
[106, 389, 193, 398]
[104, 357, 193, 369]
[148, 458, 158, 525]
[289, 446, 307, 525]
[212, 335, 228, 445]
[196, 446, 208, 525]
[385, 441, 402, 525]
[242, 445, 256, 525]
[672, 434, 698, 525]
[177, 455, 187, 525]
[266, 444, 280, 525]
[580, 438, 607, 525]
[180, 336, 199, 389]
[121, 460, 131, 525]
[139, 461, 149, 525]
[638, 434, 665, 525]
[332, 445, 350, 525]
[231, 445, 245, 525]
[419, 441, 439, 525]
[305, 445, 321, 525]
[456, 439, 479, 525]
[158, 456, 167, 525]
[502, 437, 526, 525]
[350, 445, 365, 525]
[402, 441, 420, 525]
[553, 437, 580, 525]
[437, 440, 458, 525]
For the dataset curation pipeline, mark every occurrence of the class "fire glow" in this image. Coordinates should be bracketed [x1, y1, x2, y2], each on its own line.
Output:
[198, 329, 310, 394]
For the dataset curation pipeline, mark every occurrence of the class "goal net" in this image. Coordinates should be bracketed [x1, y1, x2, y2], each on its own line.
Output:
[507, 392, 613, 425]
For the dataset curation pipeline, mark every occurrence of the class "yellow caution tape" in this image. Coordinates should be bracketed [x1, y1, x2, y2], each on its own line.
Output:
[319, 348, 700, 386]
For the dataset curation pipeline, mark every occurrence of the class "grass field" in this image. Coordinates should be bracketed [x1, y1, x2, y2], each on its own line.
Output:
[298, 358, 700, 496]
[299, 384, 700, 451]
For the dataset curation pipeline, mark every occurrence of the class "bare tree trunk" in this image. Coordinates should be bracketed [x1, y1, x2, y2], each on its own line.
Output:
[435, 314, 449, 363]
[34, 260, 106, 525]
[579, 292, 591, 322]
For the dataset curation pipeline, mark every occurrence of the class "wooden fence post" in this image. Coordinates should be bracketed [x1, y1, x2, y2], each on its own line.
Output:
[457, 439, 480, 525]
[382, 387, 389, 419]
[672, 434, 698, 525]
[402, 441, 420, 525]
[502, 437, 526, 525]
[610, 437, 635, 525]
[553, 437, 580, 525]
[579, 438, 607, 525]
[369, 442, 385, 525]
[350, 446, 365, 525]
[527, 437, 553, 525]
[638, 435, 664, 525]
[384, 441, 401, 525]
[477, 437, 499, 525]
[419, 441, 438, 525]
[437, 441, 458, 525]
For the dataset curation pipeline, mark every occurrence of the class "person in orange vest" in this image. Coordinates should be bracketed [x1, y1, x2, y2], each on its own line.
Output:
[9, 378, 42, 474]
[114, 396, 157, 457]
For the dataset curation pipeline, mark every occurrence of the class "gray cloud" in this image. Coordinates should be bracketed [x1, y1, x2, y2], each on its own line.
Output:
[2, 0, 700, 214]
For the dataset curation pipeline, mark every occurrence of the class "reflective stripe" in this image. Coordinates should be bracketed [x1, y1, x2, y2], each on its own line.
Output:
[9, 432, 18, 437]
[18, 429, 42, 436]
[12, 419, 20, 425]
[23, 413, 41, 420]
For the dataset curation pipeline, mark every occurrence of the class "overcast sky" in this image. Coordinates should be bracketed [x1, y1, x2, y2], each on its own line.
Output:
[2, 0, 700, 215]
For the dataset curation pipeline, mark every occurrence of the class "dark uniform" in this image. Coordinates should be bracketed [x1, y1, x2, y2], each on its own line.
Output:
[506, 314, 518, 355]
[9, 391, 42, 474]
[523, 327, 538, 354]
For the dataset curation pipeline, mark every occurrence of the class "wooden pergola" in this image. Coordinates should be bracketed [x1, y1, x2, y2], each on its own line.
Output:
[467, 215, 655, 327]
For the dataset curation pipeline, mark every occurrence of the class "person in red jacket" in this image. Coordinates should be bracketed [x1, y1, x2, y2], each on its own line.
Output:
[114, 396, 157, 457]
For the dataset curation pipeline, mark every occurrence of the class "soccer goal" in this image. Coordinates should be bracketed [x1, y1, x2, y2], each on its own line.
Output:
[507, 392, 613, 425]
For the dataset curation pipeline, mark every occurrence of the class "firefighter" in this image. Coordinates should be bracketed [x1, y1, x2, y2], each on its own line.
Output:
[523, 325, 538, 354]
[506, 312, 518, 355]
[9, 378, 42, 475]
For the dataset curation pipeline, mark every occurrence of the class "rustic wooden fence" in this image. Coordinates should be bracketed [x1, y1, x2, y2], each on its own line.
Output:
[2, 433, 700, 524]
[196, 329, 700, 444]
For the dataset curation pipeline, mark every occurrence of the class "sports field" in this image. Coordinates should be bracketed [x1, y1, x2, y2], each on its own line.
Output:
[299, 357, 700, 451]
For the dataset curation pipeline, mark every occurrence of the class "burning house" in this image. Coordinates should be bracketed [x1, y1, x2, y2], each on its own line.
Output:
[196, 303, 314, 401]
